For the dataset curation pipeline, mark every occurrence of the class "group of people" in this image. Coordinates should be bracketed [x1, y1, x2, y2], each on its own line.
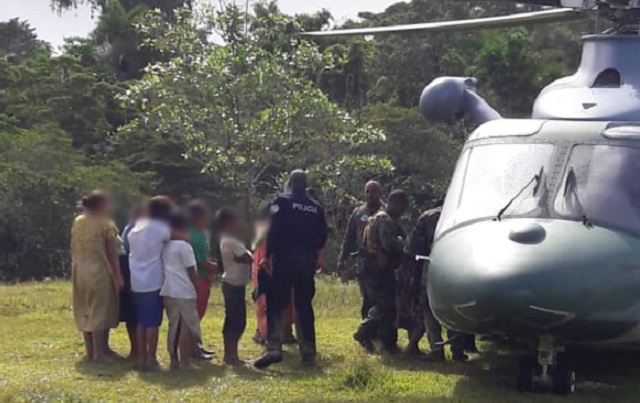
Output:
[69, 169, 326, 370]
[69, 168, 472, 372]
[339, 180, 477, 361]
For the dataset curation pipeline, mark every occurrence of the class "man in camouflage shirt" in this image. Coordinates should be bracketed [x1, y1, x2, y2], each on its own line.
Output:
[353, 190, 408, 353]
[337, 181, 384, 319]
[405, 201, 471, 362]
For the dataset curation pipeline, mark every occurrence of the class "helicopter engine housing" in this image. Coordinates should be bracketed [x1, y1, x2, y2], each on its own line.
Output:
[533, 35, 640, 122]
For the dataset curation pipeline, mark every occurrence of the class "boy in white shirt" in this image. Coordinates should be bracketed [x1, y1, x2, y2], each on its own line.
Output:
[127, 196, 173, 370]
[217, 207, 253, 365]
[161, 211, 206, 370]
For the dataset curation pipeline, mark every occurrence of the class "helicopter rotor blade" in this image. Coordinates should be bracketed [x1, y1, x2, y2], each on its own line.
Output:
[301, 8, 586, 37]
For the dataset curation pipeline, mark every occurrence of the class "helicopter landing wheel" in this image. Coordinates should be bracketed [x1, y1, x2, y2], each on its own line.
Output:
[517, 355, 536, 392]
[551, 354, 577, 395]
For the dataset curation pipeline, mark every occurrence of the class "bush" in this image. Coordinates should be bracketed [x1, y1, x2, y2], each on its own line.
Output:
[0, 125, 148, 281]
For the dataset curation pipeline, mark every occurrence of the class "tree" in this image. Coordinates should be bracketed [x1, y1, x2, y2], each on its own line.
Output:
[0, 52, 126, 152]
[362, 105, 461, 208]
[0, 123, 148, 281]
[0, 19, 50, 64]
[93, 1, 152, 80]
[470, 29, 565, 117]
[119, 7, 391, 219]
[51, 0, 192, 14]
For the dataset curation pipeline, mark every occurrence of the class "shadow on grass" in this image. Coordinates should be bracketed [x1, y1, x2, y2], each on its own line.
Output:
[450, 346, 640, 401]
[137, 360, 227, 389]
[74, 359, 131, 381]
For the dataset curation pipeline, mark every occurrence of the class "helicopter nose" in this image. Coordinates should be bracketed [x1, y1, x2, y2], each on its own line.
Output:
[428, 219, 640, 339]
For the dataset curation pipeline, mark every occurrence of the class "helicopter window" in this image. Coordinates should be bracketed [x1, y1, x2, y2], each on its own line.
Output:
[436, 143, 554, 237]
[591, 68, 622, 88]
[436, 150, 470, 238]
[554, 145, 640, 233]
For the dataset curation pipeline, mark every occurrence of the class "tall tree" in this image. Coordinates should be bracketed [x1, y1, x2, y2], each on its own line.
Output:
[119, 6, 391, 218]
[51, 0, 192, 14]
[0, 19, 50, 64]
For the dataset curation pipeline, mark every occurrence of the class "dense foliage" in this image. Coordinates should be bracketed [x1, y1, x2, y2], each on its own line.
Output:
[0, 0, 591, 280]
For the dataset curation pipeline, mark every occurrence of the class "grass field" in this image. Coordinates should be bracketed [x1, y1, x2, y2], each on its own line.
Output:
[1, 279, 640, 402]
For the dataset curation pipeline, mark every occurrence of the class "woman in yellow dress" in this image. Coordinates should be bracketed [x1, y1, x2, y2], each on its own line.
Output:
[71, 190, 124, 363]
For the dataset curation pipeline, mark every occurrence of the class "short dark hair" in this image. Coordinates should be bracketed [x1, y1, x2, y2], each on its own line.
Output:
[216, 206, 238, 230]
[388, 189, 408, 204]
[168, 210, 189, 231]
[148, 196, 174, 221]
[188, 199, 208, 220]
[289, 169, 308, 194]
[81, 190, 108, 211]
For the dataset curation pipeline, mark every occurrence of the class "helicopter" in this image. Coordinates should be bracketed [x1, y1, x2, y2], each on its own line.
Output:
[304, 0, 640, 395]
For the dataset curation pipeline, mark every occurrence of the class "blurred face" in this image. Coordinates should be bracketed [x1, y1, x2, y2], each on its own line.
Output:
[193, 213, 209, 230]
[130, 205, 145, 221]
[95, 199, 111, 218]
[225, 217, 240, 234]
[365, 182, 382, 206]
[387, 198, 407, 218]
[171, 227, 188, 240]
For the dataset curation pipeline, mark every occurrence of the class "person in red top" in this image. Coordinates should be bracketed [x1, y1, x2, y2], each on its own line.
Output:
[251, 205, 295, 345]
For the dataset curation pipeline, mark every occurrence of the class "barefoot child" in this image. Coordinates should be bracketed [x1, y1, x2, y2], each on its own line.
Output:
[128, 196, 173, 370]
[161, 211, 205, 370]
[217, 207, 253, 365]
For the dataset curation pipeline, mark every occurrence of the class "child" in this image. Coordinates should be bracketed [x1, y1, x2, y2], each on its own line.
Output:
[251, 205, 296, 345]
[128, 196, 173, 370]
[160, 211, 206, 370]
[217, 207, 253, 366]
[188, 200, 218, 320]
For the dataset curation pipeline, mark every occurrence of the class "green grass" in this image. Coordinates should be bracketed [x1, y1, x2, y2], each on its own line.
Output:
[1, 279, 640, 402]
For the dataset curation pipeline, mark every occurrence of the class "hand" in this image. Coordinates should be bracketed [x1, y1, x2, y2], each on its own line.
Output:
[337, 261, 346, 277]
[205, 260, 218, 275]
[316, 250, 325, 274]
[115, 275, 125, 291]
[259, 258, 272, 275]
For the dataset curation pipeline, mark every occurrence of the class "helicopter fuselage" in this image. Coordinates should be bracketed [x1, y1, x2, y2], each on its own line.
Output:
[429, 119, 640, 347]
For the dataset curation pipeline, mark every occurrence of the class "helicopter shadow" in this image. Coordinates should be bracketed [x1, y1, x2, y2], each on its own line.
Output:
[449, 345, 640, 402]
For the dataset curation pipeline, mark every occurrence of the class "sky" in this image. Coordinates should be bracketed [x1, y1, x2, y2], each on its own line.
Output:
[0, 0, 404, 51]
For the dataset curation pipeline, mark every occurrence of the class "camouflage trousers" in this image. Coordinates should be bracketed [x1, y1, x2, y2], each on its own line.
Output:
[357, 258, 375, 320]
[354, 269, 398, 349]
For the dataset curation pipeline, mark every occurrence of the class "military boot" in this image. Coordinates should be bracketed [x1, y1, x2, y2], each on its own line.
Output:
[353, 332, 375, 354]
[253, 351, 283, 369]
[422, 349, 446, 362]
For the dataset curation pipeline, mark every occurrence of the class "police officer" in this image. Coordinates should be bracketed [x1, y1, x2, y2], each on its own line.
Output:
[406, 199, 468, 362]
[337, 180, 384, 318]
[353, 190, 408, 354]
[254, 170, 328, 369]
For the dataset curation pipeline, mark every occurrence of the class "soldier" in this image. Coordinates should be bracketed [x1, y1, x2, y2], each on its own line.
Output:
[337, 180, 384, 319]
[254, 170, 328, 369]
[353, 190, 408, 354]
[405, 199, 468, 362]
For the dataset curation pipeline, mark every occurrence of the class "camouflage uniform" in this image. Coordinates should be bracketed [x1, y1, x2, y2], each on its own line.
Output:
[339, 203, 384, 319]
[354, 210, 405, 349]
[405, 206, 466, 357]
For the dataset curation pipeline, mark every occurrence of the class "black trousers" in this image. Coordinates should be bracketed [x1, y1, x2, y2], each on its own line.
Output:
[222, 282, 247, 341]
[266, 263, 316, 359]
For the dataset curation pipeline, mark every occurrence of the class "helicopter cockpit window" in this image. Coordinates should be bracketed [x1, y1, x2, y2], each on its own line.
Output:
[436, 143, 554, 238]
[554, 145, 640, 233]
[591, 68, 622, 88]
